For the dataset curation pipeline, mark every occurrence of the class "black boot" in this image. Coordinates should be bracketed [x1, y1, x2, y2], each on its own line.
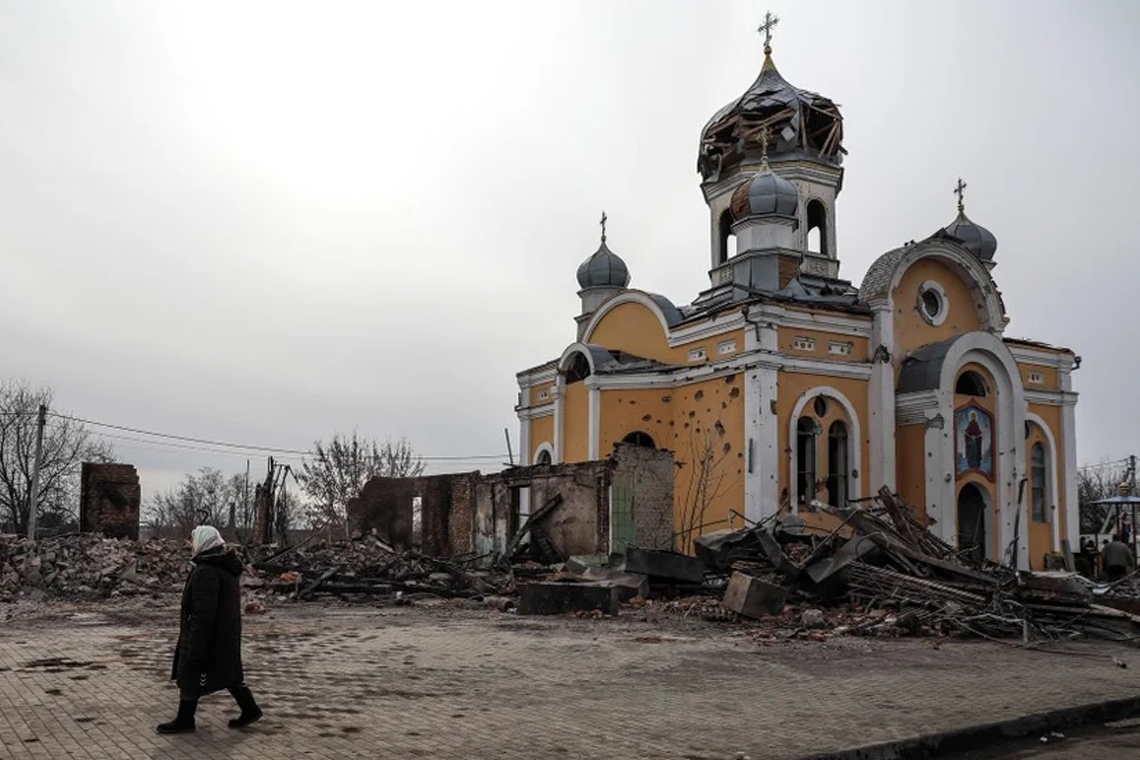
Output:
[156, 699, 198, 734]
[227, 684, 263, 728]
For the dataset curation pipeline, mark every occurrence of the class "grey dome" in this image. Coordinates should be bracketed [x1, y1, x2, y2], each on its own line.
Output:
[699, 54, 844, 181]
[942, 212, 997, 261]
[576, 241, 631, 289]
[730, 163, 799, 219]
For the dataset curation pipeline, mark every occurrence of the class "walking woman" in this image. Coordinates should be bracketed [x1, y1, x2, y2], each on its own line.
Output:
[157, 525, 263, 734]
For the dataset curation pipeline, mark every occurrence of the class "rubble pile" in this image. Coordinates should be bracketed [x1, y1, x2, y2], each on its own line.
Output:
[249, 532, 514, 602]
[1, 534, 188, 601]
[693, 487, 1140, 643]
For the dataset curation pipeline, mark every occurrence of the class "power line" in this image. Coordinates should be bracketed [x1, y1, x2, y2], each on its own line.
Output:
[47, 411, 507, 462]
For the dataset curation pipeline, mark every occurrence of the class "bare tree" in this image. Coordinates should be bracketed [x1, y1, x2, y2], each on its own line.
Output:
[297, 433, 425, 534]
[676, 424, 734, 554]
[0, 380, 113, 535]
[147, 467, 245, 539]
[1078, 461, 1133, 534]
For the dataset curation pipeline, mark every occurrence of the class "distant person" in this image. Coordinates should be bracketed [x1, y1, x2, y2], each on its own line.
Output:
[157, 525, 262, 734]
[1103, 534, 1135, 582]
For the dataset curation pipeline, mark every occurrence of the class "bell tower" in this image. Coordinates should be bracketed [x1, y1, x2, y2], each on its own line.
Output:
[697, 13, 845, 284]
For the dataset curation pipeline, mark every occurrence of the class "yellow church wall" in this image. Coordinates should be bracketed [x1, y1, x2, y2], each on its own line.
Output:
[667, 373, 746, 552]
[892, 259, 983, 362]
[529, 414, 554, 460]
[895, 423, 927, 510]
[561, 382, 589, 463]
[598, 388, 673, 458]
[777, 328, 870, 362]
[586, 302, 685, 365]
[776, 371, 870, 504]
[1017, 363, 1058, 392]
[529, 382, 555, 406]
[1026, 402, 1067, 570]
[586, 302, 746, 368]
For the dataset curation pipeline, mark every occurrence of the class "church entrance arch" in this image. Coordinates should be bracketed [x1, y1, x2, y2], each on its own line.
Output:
[957, 482, 989, 562]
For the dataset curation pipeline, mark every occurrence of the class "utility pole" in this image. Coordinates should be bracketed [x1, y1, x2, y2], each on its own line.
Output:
[504, 427, 515, 466]
[1131, 454, 1137, 496]
[26, 404, 47, 540]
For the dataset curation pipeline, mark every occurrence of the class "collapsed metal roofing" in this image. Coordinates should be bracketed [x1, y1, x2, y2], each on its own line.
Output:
[699, 53, 845, 181]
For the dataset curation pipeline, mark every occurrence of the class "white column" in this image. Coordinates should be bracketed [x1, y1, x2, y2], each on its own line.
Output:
[1062, 397, 1080, 553]
[552, 382, 565, 464]
[756, 364, 780, 520]
[869, 304, 897, 493]
[587, 381, 601, 461]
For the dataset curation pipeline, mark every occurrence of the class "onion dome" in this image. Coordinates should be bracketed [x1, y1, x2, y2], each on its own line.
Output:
[576, 213, 630, 289]
[939, 179, 998, 262]
[729, 154, 799, 219]
[698, 27, 844, 181]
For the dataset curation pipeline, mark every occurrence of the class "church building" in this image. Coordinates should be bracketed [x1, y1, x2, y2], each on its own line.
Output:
[514, 18, 1079, 571]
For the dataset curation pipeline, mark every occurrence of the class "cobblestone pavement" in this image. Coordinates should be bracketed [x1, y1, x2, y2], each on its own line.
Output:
[1, 599, 1138, 760]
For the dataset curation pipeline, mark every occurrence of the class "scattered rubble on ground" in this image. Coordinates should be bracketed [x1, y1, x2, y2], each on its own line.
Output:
[1, 533, 188, 601]
[4, 486, 1140, 649]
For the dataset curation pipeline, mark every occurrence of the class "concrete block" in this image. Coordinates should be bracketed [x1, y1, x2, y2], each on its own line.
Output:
[624, 546, 706, 584]
[518, 581, 620, 616]
[722, 572, 787, 619]
[579, 567, 649, 601]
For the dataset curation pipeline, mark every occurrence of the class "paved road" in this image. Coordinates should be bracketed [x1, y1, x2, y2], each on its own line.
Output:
[1, 598, 1139, 759]
[943, 717, 1140, 759]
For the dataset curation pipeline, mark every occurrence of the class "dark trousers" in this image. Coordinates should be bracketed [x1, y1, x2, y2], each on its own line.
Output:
[1107, 565, 1128, 582]
[180, 681, 250, 702]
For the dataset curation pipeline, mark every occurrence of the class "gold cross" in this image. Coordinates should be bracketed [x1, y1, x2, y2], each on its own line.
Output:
[954, 178, 967, 213]
[758, 11, 779, 52]
[599, 211, 608, 242]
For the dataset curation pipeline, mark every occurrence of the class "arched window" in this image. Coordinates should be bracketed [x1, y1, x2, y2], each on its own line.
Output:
[796, 417, 818, 505]
[806, 199, 828, 257]
[955, 371, 987, 397]
[827, 420, 849, 508]
[565, 353, 591, 384]
[718, 209, 736, 264]
[536, 449, 552, 466]
[1031, 441, 1048, 522]
[621, 431, 655, 448]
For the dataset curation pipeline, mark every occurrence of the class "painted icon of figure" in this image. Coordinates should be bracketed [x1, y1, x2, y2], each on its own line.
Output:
[964, 411, 984, 470]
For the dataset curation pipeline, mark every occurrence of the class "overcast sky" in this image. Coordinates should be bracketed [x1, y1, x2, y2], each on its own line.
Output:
[2, 0, 1138, 503]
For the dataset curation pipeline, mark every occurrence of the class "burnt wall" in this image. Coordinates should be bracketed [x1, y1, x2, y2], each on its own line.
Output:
[348, 473, 474, 555]
[79, 463, 141, 540]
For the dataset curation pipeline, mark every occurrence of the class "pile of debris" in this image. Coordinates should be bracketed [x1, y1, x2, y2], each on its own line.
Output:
[0, 533, 189, 601]
[693, 488, 1140, 643]
[514, 486, 1140, 645]
[248, 531, 513, 602]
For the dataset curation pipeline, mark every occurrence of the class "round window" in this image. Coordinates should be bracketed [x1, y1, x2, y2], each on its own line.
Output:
[813, 396, 829, 417]
[921, 289, 941, 319]
[917, 281, 948, 326]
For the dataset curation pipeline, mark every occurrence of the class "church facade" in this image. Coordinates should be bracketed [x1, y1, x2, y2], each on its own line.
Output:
[514, 26, 1079, 571]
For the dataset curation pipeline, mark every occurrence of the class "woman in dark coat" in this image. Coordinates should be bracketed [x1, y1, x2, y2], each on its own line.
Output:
[157, 525, 263, 734]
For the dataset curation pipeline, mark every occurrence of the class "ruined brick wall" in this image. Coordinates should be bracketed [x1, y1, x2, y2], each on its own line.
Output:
[612, 444, 675, 550]
[347, 473, 476, 556]
[79, 463, 141, 540]
[491, 460, 613, 558]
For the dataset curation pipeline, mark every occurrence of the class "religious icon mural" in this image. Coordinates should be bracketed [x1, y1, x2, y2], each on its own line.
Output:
[955, 404, 994, 479]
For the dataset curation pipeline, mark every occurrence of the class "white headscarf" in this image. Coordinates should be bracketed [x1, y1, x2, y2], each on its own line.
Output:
[190, 525, 225, 557]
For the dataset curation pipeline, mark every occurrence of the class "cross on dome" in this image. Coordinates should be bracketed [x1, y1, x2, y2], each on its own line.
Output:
[599, 210, 608, 243]
[954, 178, 968, 214]
[758, 11, 779, 54]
